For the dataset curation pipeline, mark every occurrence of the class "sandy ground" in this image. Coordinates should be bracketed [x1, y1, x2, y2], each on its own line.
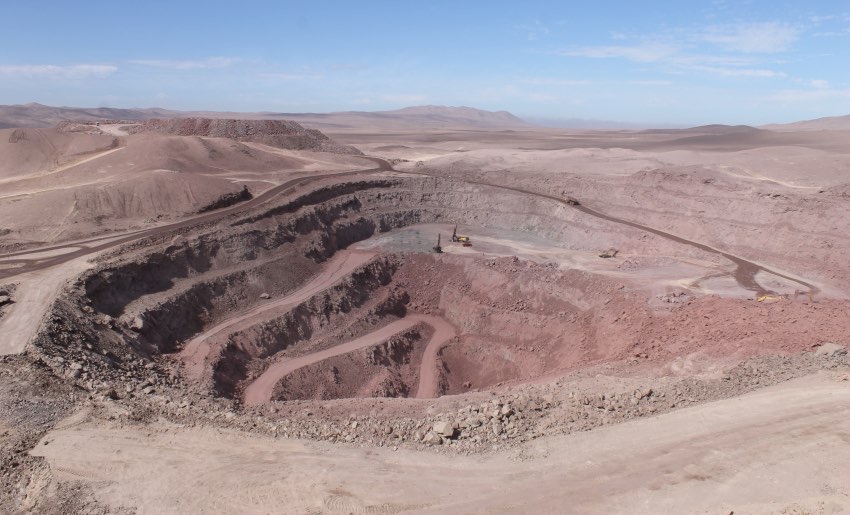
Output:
[32, 372, 850, 514]
[0, 127, 369, 246]
[0, 256, 93, 355]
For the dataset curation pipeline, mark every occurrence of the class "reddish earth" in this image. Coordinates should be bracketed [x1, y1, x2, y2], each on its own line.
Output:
[1, 114, 849, 513]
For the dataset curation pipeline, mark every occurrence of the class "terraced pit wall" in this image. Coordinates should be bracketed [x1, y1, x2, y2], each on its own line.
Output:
[27, 175, 731, 400]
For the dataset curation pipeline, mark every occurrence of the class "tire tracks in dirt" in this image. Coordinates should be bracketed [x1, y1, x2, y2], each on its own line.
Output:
[0, 159, 389, 281]
[31, 374, 850, 513]
[242, 314, 455, 405]
[375, 156, 819, 297]
[0, 158, 391, 356]
[180, 250, 377, 381]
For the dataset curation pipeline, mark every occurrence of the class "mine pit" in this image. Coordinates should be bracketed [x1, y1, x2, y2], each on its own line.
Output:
[57, 173, 834, 409]
[4, 114, 850, 513]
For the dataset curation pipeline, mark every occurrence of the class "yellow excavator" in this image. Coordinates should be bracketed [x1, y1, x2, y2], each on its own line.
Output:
[451, 226, 472, 246]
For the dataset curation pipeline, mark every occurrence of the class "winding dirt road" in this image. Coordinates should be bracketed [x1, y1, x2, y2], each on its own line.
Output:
[243, 314, 455, 406]
[0, 158, 390, 356]
[180, 250, 376, 380]
[32, 373, 850, 513]
[0, 164, 388, 282]
[379, 156, 817, 296]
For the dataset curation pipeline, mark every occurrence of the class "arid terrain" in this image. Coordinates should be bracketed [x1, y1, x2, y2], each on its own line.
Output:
[1, 105, 849, 514]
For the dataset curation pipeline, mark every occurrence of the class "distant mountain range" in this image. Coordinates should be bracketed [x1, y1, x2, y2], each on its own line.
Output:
[761, 114, 850, 131]
[278, 105, 534, 130]
[0, 103, 170, 129]
[2, 102, 848, 132]
[0, 103, 534, 131]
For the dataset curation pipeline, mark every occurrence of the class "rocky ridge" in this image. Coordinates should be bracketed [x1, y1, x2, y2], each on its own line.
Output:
[128, 118, 362, 155]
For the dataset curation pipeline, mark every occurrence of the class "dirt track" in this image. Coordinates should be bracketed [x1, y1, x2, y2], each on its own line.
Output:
[180, 250, 377, 380]
[0, 146, 124, 187]
[243, 313, 455, 405]
[413, 315, 456, 399]
[0, 159, 390, 356]
[0, 256, 93, 355]
[411, 169, 818, 297]
[0, 163, 388, 282]
[31, 373, 850, 513]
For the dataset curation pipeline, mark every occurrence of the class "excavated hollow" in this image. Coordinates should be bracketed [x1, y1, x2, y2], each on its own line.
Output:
[68, 174, 836, 404]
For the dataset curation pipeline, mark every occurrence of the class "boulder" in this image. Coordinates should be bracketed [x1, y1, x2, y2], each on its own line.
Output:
[815, 342, 847, 358]
[491, 420, 503, 436]
[422, 431, 443, 446]
[432, 421, 455, 438]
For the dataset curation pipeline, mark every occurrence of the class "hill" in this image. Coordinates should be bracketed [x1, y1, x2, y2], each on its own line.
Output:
[641, 124, 762, 135]
[762, 114, 850, 132]
[0, 103, 533, 131]
[278, 105, 534, 131]
[128, 118, 362, 154]
[0, 102, 173, 129]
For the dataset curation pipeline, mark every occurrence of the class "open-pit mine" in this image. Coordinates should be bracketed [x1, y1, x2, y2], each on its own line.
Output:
[1, 111, 849, 513]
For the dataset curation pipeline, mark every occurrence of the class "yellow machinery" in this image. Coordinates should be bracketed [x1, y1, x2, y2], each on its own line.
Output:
[451, 226, 471, 245]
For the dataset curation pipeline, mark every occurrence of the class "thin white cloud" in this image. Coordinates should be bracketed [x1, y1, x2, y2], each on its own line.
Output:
[770, 88, 850, 102]
[699, 22, 800, 53]
[563, 36, 787, 78]
[809, 14, 838, 23]
[258, 72, 322, 81]
[129, 57, 238, 69]
[0, 64, 117, 79]
[630, 80, 674, 86]
[522, 78, 673, 86]
[686, 65, 786, 77]
[563, 42, 678, 62]
[521, 78, 593, 86]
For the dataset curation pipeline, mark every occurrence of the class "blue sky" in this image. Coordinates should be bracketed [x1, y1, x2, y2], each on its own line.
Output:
[1, 0, 848, 125]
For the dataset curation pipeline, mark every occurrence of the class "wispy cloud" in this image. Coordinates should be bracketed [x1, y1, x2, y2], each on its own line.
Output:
[630, 80, 674, 86]
[129, 57, 239, 69]
[563, 42, 678, 62]
[0, 64, 117, 79]
[521, 78, 593, 86]
[563, 26, 792, 79]
[699, 22, 800, 53]
[522, 78, 674, 86]
[770, 87, 850, 103]
[685, 65, 786, 77]
[258, 72, 322, 81]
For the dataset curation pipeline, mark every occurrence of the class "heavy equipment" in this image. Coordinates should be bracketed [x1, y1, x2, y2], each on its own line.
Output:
[433, 234, 443, 253]
[451, 225, 471, 244]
